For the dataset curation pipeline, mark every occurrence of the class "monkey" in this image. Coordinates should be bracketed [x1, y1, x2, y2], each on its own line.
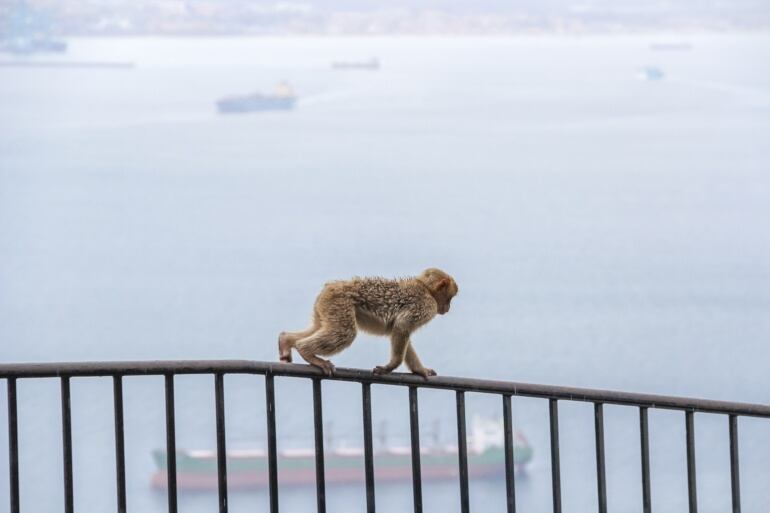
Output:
[278, 268, 458, 378]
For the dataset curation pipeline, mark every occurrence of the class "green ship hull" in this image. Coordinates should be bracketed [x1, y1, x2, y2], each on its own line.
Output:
[152, 437, 532, 490]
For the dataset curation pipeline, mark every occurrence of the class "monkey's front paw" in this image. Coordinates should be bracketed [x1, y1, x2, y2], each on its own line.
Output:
[372, 366, 393, 375]
[413, 368, 437, 379]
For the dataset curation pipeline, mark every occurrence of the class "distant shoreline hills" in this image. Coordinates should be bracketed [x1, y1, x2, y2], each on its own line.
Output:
[17, 4, 770, 37]
[42, 27, 770, 38]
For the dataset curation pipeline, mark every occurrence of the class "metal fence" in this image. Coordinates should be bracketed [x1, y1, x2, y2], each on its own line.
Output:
[2, 360, 769, 513]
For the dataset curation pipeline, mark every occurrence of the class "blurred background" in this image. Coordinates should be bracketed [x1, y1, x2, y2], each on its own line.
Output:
[1, 1, 769, 512]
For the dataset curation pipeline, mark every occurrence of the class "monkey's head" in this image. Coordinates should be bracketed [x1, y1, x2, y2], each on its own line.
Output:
[419, 268, 459, 315]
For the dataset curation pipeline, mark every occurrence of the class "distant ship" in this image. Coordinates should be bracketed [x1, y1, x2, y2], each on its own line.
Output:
[217, 82, 296, 114]
[637, 66, 665, 81]
[331, 57, 380, 70]
[1, 38, 66, 54]
[650, 42, 692, 52]
[0, 2, 67, 55]
[151, 417, 532, 491]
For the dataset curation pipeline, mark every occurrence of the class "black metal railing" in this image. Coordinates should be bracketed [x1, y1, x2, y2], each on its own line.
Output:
[2, 360, 769, 513]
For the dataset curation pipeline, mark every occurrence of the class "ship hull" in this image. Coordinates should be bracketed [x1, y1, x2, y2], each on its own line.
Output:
[152, 463, 520, 491]
[152, 446, 532, 491]
[216, 95, 295, 114]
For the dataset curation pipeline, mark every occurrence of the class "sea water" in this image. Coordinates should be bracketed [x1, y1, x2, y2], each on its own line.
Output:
[1, 35, 769, 513]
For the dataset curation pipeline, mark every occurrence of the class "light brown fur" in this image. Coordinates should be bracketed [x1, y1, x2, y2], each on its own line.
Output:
[279, 268, 458, 377]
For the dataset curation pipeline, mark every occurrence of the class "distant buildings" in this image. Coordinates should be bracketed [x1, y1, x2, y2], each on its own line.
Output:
[5, 0, 770, 36]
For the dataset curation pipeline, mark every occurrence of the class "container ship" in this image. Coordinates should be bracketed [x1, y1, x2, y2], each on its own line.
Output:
[216, 82, 296, 114]
[331, 58, 380, 70]
[637, 66, 665, 81]
[649, 42, 692, 52]
[1, 3, 67, 55]
[151, 417, 532, 491]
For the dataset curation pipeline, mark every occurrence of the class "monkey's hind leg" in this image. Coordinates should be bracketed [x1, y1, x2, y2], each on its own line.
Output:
[295, 324, 356, 378]
[296, 346, 337, 376]
[294, 324, 357, 376]
[278, 322, 320, 363]
[293, 291, 357, 376]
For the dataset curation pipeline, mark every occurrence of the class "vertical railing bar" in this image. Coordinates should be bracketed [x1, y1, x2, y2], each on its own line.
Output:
[362, 383, 376, 513]
[409, 386, 423, 513]
[113, 376, 127, 513]
[639, 407, 651, 513]
[455, 391, 470, 513]
[61, 376, 74, 513]
[164, 373, 178, 513]
[265, 373, 279, 513]
[312, 378, 326, 513]
[549, 398, 562, 513]
[502, 395, 516, 513]
[729, 415, 741, 513]
[7, 378, 20, 513]
[594, 403, 607, 513]
[215, 373, 228, 513]
[685, 410, 697, 513]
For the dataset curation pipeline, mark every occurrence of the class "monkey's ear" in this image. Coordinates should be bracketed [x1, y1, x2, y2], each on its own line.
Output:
[436, 278, 450, 291]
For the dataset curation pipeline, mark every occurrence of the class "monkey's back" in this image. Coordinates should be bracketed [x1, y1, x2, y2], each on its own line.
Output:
[345, 277, 437, 328]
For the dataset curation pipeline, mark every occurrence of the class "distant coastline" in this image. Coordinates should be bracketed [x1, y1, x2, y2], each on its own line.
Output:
[0, 60, 135, 68]
[32, 28, 770, 39]
[14, 2, 770, 38]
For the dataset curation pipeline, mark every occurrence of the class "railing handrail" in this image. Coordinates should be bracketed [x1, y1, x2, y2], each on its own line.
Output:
[1, 359, 768, 418]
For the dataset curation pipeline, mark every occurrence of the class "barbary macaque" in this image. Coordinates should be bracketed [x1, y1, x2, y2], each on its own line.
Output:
[278, 268, 458, 378]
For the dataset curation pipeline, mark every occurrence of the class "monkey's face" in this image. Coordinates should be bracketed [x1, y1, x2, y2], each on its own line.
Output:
[435, 279, 458, 315]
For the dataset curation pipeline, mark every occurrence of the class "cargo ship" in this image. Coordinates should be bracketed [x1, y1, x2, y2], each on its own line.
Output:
[1, 2, 67, 55]
[650, 42, 692, 52]
[216, 82, 296, 114]
[331, 58, 380, 70]
[151, 417, 532, 491]
[637, 66, 664, 81]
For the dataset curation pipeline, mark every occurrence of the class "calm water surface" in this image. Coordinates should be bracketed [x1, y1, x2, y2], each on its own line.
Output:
[1, 35, 769, 513]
